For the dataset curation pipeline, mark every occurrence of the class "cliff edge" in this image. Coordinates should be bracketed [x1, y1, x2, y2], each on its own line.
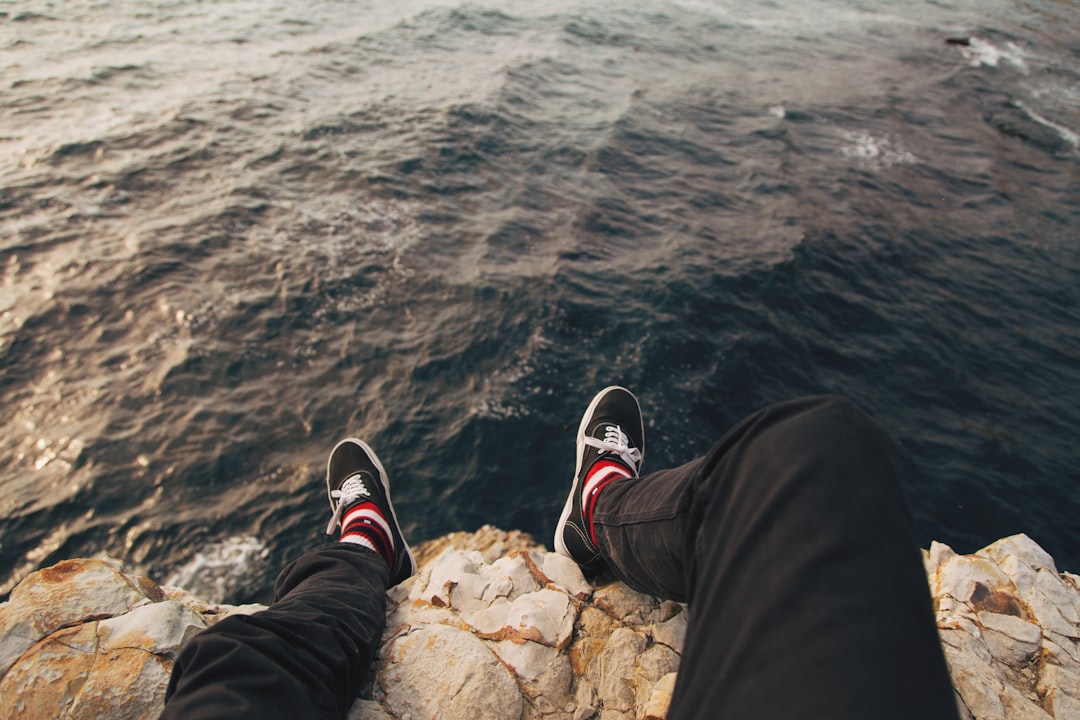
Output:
[1, 527, 1078, 719]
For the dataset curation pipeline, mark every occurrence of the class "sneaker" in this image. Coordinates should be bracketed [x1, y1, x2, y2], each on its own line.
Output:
[325, 438, 417, 586]
[554, 386, 644, 570]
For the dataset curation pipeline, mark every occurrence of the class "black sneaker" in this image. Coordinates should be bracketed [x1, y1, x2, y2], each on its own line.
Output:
[554, 386, 644, 571]
[325, 438, 417, 586]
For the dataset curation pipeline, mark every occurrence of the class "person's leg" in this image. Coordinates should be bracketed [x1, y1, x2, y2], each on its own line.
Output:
[161, 439, 416, 720]
[162, 544, 389, 719]
[558, 391, 957, 720]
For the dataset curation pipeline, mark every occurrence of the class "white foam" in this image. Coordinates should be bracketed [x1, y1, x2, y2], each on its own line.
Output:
[165, 535, 269, 604]
[959, 37, 1029, 73]
[1016, 102, 1079, 149]
[841, 131, 917, 168]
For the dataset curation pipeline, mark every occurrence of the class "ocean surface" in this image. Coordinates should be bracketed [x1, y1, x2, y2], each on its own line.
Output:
[1, 0, 1077, 602]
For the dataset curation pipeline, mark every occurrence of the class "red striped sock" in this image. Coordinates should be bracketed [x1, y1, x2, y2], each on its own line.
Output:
[583, 459, 633, 545]
[340, 501, 394, 567]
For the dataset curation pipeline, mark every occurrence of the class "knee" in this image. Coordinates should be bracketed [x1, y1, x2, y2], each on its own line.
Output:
[806, 395, 880, 434]
[731, 395, 897, 481]
[780, 395, 901, 494]
[787, 394, 892, 454]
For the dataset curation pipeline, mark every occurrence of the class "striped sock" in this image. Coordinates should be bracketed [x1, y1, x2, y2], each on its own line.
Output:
[583, 458, 633, 545]
[340, 501, 395, 567]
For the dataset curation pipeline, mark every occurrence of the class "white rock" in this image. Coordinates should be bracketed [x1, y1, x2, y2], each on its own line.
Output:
[979, 534, 1056, 573]
[999, 684, 1052, 720]
[649, 610, 688, 654]
[504, 588, 576, 648]
[593, 584, 660, 626]
[462, 596, 513, 635]
[976, 611, 1041, 665]
[936, 555, 1012, 603]
[379, 624, 523, 720]
[928, 541, 958, 574]
[641, 672, 678, 720]
[1028, 592, 1080, 639]
[637, 644, 680, 683]
[1048, 689, 1080, 720]
[462, 567, 514, 613]
[574, 705, 597, 720]
[493, 639, 562, 681]
[492, 553, 541, 600]
[531, 551, 592, 600]
[464, 588, 575, 648]
[492, 639, 574, 709]
[0, 559, 152, 678]
[634, 645, 681, 711]
[589, 627, 647, 712]
[1033, 569, 1080, 626]
[0, 621, 170, 720]
[574, 681, 598, 718]
[942, 642, 1005, 720]
[424, 549, 481, 607]
[994, 554, 1038, 600]
[69, 646, 171, 720]
[98, 600, 207, 659]
[1039, 663, 1080, 698]
[939, 627, 993, 666]
[1044, 634, 1080, 670]
[954, 690, 975, 720]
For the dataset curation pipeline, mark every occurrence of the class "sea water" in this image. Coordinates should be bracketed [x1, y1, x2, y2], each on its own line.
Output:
[1, 0, 1077, 601]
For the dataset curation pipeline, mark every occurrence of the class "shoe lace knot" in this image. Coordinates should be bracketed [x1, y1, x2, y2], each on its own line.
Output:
[326, 473, 371, 534]
[584, 424, 642, 473]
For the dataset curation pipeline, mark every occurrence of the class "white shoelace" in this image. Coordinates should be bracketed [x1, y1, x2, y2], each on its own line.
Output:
[326, 474, 371, 535]
[584, 424, 642, 472]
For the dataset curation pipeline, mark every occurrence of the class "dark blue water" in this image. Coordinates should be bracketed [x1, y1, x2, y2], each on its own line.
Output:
[1, 0, 1077, 601]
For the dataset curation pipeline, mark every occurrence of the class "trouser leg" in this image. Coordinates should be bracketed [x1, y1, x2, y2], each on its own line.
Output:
[592, 395, 957, 720]
[161, 543, 389, 720]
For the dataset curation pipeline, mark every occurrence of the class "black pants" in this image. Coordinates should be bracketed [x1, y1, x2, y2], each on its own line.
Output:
[161, 396, 958, 720]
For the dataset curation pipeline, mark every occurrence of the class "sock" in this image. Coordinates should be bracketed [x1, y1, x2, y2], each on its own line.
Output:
[583, 458, 633, 545]
[340, 501, 395, 567]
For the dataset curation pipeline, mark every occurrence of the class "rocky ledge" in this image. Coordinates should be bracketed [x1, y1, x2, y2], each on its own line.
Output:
[1, 527, 1078, 720]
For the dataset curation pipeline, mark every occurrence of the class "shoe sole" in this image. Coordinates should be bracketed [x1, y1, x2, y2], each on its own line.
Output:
[328, 438, 417, 577]
[554, 386, 640, 558]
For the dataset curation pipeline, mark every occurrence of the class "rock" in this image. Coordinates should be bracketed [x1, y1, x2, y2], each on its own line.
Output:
[641, 672, 678, 720]
[1000, 684, 1053, 720]
[935, 553, 1013, 604]
[369, 533, 690, 720]
[980, 534, 1058, 573]
[1039, 663, 1080, 698]
[492, 639, 574, 709]
[589, 627, 648, 713]
[0, 558, 154, 678]
[976, 611, 1041, 665]
[4, 528, 1080, 720]
[1048, 689, 1080, 720]
[0, 558, 262, 719]
[98, 601, 207, 658]
[648, 610, 688, 654]
[411, 525, 542, 568]
[378, 624, 523, 720]
[529, 550, 593, 601]
[932, 536, 1080, 720]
